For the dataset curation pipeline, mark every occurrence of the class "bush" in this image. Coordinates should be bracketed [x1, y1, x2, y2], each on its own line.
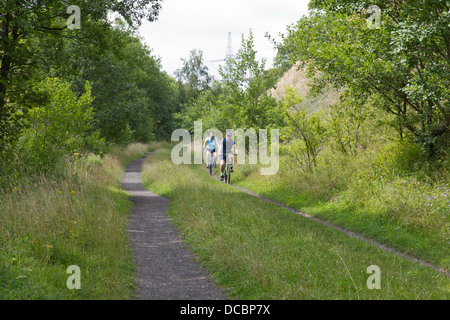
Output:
[17, 76, 107, 175]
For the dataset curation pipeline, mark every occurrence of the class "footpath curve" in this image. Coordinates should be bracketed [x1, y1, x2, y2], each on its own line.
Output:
[122, 153, 227, 300]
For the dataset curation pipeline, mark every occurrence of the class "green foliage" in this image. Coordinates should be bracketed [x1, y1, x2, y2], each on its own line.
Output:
[0, 0, 164, 152]
[281, 86, 329, 171]
[174, 31, 286, 136]
[276, 0, 450, 158]
[36, 17, 179, 143]
[17, 77, 106, 174]
[329, 92, 377, 156]
[175, 49, 213, 103]
[217, 30, 284, 131]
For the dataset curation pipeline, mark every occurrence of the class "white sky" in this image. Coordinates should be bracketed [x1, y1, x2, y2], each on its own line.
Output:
[138, 0, 311, 80]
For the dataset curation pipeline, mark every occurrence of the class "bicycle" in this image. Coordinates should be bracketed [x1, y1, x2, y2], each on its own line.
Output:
[223, 153, 236, 184]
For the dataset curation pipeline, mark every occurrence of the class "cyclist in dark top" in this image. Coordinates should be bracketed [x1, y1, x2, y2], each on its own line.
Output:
[219, 132, 237, 181]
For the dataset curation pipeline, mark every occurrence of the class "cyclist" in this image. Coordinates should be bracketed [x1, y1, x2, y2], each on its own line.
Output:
[219, 132, 237, 181]
[203, 131, 219, 168]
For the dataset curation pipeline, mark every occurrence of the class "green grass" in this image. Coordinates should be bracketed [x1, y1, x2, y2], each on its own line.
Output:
[141, 145, 449, 300]
[0, 143, 155, 299]
[229, 144, 450, 271]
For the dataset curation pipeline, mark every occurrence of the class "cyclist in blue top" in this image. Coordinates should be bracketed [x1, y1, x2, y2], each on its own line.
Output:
[203, 131, 219, 168]
[219, 132, 237, 181]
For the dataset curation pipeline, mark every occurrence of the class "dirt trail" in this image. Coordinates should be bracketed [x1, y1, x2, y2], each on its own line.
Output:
[122, 153, 227, 300]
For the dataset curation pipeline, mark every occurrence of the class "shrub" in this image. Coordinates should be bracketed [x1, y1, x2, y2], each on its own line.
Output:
[17, 76, 107, 175]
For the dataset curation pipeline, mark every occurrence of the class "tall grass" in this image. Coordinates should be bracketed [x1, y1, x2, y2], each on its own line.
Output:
[141, 145, 449, 300]
[0, 143, 153, 299]
[232, 140, 450, 269]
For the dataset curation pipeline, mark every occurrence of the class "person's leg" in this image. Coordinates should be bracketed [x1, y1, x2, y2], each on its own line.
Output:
[213, 152, 217, 167]
[220, 156, 226, 181]
[205, 150, 211, 167]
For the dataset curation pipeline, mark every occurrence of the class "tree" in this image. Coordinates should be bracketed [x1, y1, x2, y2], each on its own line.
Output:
[281, 86, 329, 171]
[0, 0, 163, 151]
[175, 49, 213, 103]
[218, 30, 284, 131]
[18, 76, 106, 173]
[276, 0, 450, 158]
[35, 16, 178, 143]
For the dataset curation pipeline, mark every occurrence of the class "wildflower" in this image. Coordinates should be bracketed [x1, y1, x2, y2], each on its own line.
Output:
[71, 191, 76, 194]
[13, 187, 18, 191]
[73, 153, 79, 156]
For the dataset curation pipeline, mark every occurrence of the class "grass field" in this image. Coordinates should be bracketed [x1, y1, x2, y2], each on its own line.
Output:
[141, 145, 449, 299]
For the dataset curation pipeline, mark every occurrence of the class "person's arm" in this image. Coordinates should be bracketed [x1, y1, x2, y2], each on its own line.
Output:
[203, 139, 207, 149]
[219, 139, 223, 155]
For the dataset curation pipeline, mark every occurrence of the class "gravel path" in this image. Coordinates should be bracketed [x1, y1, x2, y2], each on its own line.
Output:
[122, 153, 227, 300]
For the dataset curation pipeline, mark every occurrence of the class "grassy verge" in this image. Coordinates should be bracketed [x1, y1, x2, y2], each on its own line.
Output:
[230, 144, 449, 271]
[141, 145, 449, 299]
[0, 142, 154, 299]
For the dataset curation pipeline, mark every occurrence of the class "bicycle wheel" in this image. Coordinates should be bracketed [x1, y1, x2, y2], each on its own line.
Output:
[226, 164, 231, 184]
[209, 162, 212, 175]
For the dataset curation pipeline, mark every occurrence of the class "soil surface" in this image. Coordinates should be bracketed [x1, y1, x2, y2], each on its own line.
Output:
[122, 153, 227, 300]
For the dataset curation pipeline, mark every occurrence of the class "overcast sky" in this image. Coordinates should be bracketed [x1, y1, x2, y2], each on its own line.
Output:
[138, 0, 310, 79]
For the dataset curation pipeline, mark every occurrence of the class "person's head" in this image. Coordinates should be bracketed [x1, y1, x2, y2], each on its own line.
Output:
[226, 132, 232, 141]
[210, 131, 215, 139]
